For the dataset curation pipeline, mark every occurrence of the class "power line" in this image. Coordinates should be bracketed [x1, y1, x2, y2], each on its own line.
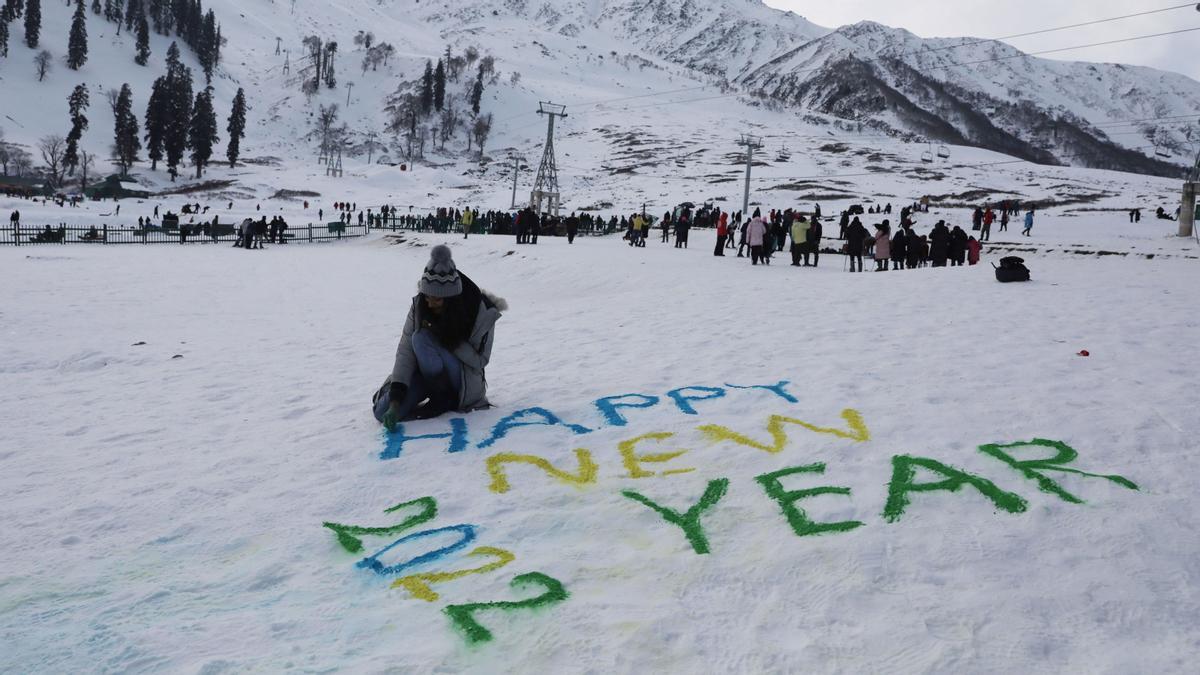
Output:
[916, 3, 1198, 54]
[943, 27, 1200, 69]
[1093, 113, 1200, 128]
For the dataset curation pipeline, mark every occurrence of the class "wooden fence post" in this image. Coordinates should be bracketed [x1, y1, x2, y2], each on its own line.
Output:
[308, 223, 312, 242]
[102, 224, 107, 245]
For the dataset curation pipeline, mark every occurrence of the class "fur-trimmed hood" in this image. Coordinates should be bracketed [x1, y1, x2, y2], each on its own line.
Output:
[481, 289, 509, 313]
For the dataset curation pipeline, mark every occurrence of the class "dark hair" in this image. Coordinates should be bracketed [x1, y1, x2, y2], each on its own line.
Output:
[419, 273, 482, 348]
[421, 295, 473, 348]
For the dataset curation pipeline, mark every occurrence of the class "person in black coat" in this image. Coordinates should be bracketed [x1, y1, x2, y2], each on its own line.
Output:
[948, 225, 968, 266]
[565, 213, 579, 244]
[772, 218, 787, 252]
[930, 221, 950, 267]
[904, 225, 921, 269]
[891, 226, 907, 270]
[805, 219, 822, 267]
[529, 211, 541, 244]
[675, 214, 690, 248]
[845, 217, 867, 272]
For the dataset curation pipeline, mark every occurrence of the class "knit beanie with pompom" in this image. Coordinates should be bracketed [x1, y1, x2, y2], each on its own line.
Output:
[419, 244, 463, 298]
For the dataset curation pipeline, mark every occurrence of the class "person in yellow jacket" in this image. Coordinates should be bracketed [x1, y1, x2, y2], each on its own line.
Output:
[790, 215, 810, 266]
[632, 214, 646, 248]
[461, 208, 475, 239]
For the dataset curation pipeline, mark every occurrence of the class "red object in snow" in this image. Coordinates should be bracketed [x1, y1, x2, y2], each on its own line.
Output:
[1078, 350, 1090, 357]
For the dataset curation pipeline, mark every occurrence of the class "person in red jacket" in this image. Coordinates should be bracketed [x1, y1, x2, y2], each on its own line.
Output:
[981, 208, 995, 242]
[967, 236, 982, 265]
[713, 211, 729, 256]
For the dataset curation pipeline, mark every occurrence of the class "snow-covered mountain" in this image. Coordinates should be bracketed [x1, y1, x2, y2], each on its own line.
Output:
[421, 0, 1200, 176]
[738, 20, 1200, 176]
[1, 0, 1197, 185]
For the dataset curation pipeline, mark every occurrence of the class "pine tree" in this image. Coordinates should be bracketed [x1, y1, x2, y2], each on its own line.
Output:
[64, 84, 90, 175]
[165, 39, 182, 74]
[420, 60, 433, 116]
[104, 0, 123, 25]
[198, 8, 214, 81]
[0, 8, 10, 59]
[163, 42, 193, 180]
[90, 0, 100, 15]
[68, 0, 88, 71]
[470, 70, 484, 116]
[433, 59, 446, 112]
[113, 83, 140, 176]
[148, 0, 164, 34]
[124, 0, 140, 32]
[186, 0, 199, 47]
[225, 86, 245, 167]
[188, 86, 216, 178]
[170, 0, 184, 37]
[134, 13, 149, 65]
[23, 0, 39, 49]
[144, 76, 166, 169]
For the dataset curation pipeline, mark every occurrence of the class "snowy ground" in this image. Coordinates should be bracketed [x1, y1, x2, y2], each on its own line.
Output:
[2, 219, 1199, 672]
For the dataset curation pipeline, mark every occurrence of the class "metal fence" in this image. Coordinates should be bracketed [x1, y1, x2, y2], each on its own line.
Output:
[2, 215, 626, 246]
[1, 222, 369, 246]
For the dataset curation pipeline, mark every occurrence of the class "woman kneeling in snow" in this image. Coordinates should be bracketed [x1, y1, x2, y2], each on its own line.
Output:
[374, 245, 507, 429]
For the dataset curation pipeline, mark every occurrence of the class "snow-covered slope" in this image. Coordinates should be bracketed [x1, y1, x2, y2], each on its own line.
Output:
[3, 217, 1199, 672]
[1, 0, 1197, 194]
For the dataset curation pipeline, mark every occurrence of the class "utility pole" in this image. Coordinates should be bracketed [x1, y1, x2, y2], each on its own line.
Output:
[530, 102, 568, 217]
[345, 82, 354, 108]
[509, 154, 526, 210]
[366, 130, 378, 165]
[737, 133, 763, 218]
[276, 37, 282, 56]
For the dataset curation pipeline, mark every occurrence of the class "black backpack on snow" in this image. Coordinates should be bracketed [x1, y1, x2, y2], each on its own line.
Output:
[994, 256, 1031, 283]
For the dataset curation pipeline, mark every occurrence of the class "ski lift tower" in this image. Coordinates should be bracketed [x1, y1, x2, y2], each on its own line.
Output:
[1180, 137, 1200, 238]
[737, 133, 763, 218]
[530, 102, 567, 217]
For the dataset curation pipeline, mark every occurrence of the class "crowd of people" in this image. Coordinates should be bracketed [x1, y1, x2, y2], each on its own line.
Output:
[5, 189, 1182, 263]
[603, 199, 1042, 272]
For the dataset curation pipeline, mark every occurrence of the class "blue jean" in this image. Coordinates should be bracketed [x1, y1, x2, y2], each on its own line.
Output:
[373, 330, 463, 422]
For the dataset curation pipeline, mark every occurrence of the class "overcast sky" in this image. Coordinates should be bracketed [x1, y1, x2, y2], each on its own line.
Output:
[763, 1, 1200, 81]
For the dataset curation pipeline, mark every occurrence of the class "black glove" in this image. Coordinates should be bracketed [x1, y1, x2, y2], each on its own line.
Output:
[389, 381, 408, 402]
